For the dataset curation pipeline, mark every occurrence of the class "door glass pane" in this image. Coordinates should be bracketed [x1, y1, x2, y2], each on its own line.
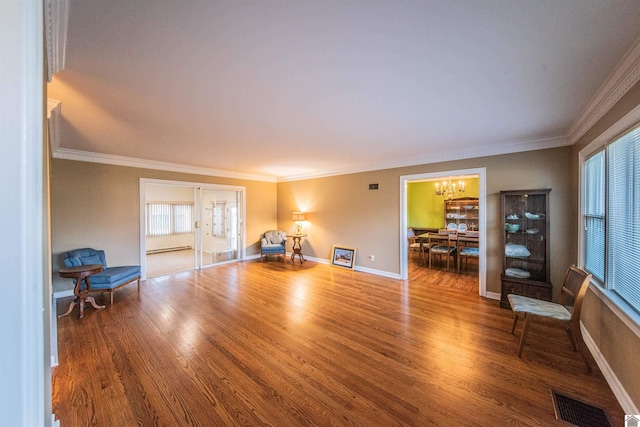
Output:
[199, 188, 240, 266]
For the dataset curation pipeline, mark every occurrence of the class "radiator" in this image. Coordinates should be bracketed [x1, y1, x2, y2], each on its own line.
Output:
[146, 246, 192, 255]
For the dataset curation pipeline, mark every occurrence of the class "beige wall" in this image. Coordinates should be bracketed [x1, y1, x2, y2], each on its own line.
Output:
[51, 159, 277, 292]
[277, 146, 574, 296]
[573, 80, 640, 409]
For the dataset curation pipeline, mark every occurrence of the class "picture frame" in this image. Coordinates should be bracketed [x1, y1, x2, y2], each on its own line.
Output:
[330, 245, 356, 270]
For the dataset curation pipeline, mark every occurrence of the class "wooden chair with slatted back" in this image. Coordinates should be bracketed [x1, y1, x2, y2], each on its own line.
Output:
[407, 228, 423, 262]
[428, 229, 457, 270]
[457, 230, 479, 272]
[507, 265, 593, 372]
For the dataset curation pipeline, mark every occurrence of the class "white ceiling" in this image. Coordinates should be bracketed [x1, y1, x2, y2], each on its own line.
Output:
[47, 0, 640, 181]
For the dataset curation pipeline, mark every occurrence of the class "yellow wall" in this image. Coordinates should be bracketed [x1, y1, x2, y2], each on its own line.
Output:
[408, 178, 479, 229]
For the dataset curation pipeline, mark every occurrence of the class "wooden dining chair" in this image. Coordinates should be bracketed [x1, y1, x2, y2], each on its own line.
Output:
[457, 230, 479, 272]
[407, 228, 422, 262]
[507, 265, 593, 372]
[428, 229, 457, 270]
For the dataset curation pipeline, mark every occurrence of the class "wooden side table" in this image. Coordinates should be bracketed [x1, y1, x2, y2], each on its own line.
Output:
[58, 264, 106, 319]
[287, 234, 307, 264]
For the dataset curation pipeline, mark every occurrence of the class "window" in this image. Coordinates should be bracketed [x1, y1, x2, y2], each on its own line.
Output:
[146, 202, 193, 237]
[583, 151, 605, 282]
[583, 125, 640, 314]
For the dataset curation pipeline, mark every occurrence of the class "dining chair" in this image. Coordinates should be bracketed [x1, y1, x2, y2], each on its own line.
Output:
[428, 229, 457, 270]
[407, 228, 423, 262]
[507, 265, 593, 372]
[457, 230, 479, 272]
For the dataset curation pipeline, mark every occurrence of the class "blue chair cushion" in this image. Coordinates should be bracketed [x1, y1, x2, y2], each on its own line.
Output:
[431, 245, 455, 254]
[90, 266, 141, 290]
[64, 248, 107, 267]
[80, 254, 103, 265]
[63, 248, 140, 290]
[459, 247, 479, 256]
[261, 244, 286, 254]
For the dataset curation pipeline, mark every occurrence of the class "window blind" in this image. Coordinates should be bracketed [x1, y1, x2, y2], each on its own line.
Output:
[607, 126, 640, 311]
[584, 151, 605, 282]
[146, 202, 193, 237]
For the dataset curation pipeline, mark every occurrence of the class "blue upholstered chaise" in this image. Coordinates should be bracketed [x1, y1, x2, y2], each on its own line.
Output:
[260, 230, 287, 261]
[63, 248, 141, 305]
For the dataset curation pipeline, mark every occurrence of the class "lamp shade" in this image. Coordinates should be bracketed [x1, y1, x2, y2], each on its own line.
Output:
[292, 212, 306, 221]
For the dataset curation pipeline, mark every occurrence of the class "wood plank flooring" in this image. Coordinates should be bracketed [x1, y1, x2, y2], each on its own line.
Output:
[52, 258, 625, 426]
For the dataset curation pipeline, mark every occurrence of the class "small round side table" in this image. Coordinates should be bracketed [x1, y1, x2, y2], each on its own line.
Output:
[287, 234, 307, 264]
[58, 264, 106, 319]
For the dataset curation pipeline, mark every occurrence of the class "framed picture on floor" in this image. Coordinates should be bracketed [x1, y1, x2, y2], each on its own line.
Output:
[330, 245, 356, 270]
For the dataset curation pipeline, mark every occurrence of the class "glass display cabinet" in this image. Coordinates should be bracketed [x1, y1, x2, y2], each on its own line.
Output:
[499, 189, 551, 308]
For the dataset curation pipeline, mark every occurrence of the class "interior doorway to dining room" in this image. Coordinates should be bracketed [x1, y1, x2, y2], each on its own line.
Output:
[140, 179, 245, 279]
[400, 168, 486, 297]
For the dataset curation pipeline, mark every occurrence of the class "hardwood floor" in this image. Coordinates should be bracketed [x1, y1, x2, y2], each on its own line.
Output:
[53, 258, 624, 426]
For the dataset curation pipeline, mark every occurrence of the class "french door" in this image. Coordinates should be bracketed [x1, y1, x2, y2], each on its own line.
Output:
[140, 179, 245, 278]
[195, 187, 242, 269]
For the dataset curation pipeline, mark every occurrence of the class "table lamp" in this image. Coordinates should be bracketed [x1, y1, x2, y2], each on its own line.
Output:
[292, 211, 306, 235]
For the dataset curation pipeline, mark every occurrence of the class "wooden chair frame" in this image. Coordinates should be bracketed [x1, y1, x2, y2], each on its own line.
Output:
[428, 230, 457, 270]
[456, 231, 479, 272]
[508, 265, 593, 372]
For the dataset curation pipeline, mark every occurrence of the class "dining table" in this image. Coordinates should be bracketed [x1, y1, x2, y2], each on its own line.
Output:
[416, 231, 478, 267]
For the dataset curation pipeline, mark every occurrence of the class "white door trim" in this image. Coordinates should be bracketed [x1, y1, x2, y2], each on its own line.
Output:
[139, 178, 246, 279]
[399, 167, 487, 297]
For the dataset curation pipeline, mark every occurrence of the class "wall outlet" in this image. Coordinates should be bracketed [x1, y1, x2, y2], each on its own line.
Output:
[369, 255, 375, 261]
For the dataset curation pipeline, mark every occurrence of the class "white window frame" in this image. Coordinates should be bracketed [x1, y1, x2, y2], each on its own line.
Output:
[578, 104, 640, 337]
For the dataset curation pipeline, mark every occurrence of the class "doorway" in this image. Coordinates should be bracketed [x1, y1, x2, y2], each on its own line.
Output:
[139, 179, 246, 279]
[400, 168, 487, 297]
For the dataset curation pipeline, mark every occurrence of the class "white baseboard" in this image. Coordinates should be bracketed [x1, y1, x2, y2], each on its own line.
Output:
[51, 297, 58, 367]
[53, 289, 74, 300]
[354, 265, 402, 279]
[581, 322, 638, 414]
[485, 291, 501, 300]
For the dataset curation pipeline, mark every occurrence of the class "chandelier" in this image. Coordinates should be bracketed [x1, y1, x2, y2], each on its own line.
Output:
[435, 180, 465, 200]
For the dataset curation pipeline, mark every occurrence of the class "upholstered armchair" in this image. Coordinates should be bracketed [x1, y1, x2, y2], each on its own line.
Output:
[260, 230, 287, 261]
[63, 248, 141, 305]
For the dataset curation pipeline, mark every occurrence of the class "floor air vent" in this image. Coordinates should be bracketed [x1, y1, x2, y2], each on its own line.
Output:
[551, 390, 612, 427]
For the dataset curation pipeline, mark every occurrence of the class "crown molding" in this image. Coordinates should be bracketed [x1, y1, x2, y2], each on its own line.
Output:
[278, 134, 569, 182]
[567, 35, 640, 145]
[52, 148, 277, 183]
[44, 0, 69, 82]
[47, 98, 62, 152]
[53, 134, 566, 184]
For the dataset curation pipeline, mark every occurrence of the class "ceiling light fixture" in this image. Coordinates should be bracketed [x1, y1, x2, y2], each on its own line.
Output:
[435, 180, 465, 200]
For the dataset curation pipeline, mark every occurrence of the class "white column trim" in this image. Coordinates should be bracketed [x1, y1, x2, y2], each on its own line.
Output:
[44, 0, 69, 82]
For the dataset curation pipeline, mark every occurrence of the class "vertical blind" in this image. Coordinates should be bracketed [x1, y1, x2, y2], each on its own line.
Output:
[584, 124, 640, 313]
[146, 202, 194, 237]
